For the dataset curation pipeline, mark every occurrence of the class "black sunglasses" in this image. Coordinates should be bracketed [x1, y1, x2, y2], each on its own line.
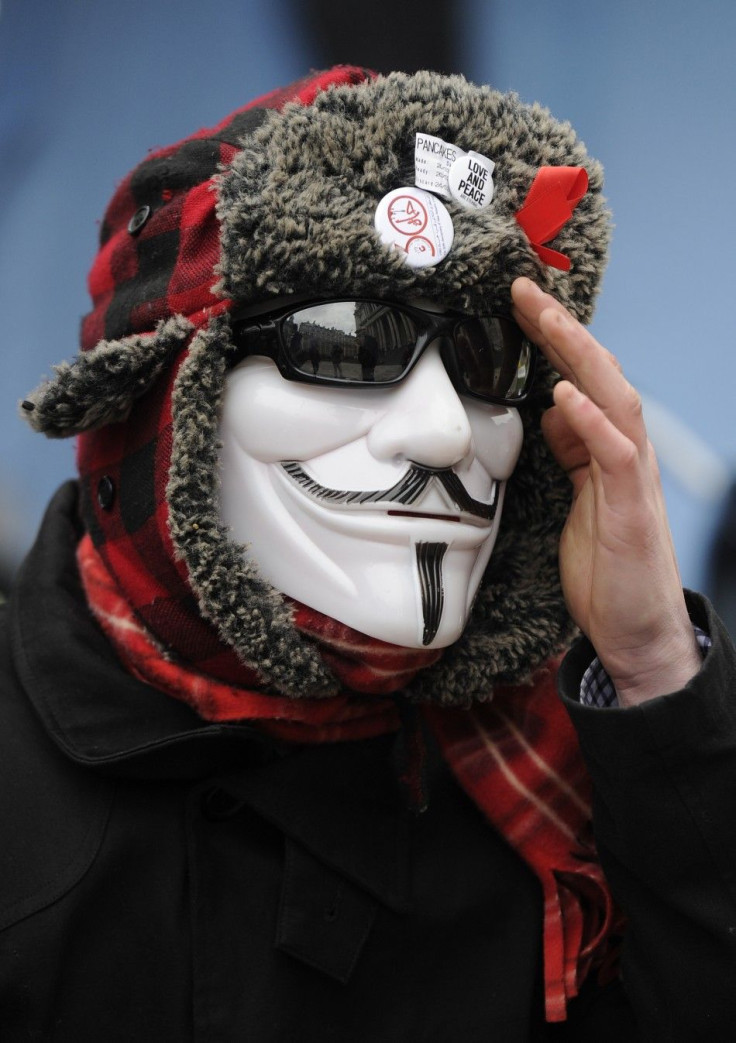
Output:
[229, 299, 535, 406]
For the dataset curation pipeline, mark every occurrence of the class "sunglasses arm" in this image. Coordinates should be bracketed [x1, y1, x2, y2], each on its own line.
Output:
[230, 320, 279, 363]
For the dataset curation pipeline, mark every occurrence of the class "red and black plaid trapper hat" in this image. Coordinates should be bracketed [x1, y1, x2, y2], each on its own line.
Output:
[22, 67, 610, 703]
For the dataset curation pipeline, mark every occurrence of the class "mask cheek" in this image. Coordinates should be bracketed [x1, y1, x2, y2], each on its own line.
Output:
[220, 360, 379, 463]
[467, 404, 524, 480]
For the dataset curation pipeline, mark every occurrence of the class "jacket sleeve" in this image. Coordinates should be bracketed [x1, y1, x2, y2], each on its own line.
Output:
[558, 591, 736, 1042]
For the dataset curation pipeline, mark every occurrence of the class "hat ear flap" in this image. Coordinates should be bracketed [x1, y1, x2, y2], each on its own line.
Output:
[21, 315, 193, 438]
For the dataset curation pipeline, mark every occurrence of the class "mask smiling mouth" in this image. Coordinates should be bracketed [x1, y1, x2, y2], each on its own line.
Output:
[280, 461, 500, 525]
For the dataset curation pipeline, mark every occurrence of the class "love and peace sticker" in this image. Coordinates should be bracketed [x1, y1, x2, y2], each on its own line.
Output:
[447, 151, 495, 210]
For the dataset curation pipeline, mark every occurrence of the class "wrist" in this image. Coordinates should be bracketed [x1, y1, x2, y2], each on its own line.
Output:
[605, 629, 703, 708]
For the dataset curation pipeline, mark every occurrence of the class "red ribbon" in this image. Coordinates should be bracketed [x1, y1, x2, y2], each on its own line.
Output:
[514, 167, 589, 271]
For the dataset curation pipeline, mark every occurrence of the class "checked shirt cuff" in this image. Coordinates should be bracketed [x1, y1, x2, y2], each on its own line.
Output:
[580, 627, 712, 708]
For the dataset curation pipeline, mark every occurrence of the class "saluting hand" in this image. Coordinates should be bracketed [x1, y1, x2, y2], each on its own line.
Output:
[511, 277, 701, 706]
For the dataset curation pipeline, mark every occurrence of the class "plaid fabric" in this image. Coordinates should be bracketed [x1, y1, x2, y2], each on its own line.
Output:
[424, 676, 622, 1022]
[78, 531, 619, 1023]
[76, 527, 442, 709]
[291, 601, 443, 694]
[581, 627, 711, 708]
[76, 357, 267, 686]
[76, 67, 374, 686]
[81, 67, 372, 351]
[76, 532, 396, 740]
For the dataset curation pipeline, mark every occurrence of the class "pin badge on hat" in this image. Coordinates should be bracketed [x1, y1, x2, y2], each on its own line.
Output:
[447, 151, 494, 210]
[414, 133, 495, 211]
[374, 186, 454, 268]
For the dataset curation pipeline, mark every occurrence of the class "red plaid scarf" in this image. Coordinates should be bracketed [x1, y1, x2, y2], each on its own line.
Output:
[77, 532, 619, 1021]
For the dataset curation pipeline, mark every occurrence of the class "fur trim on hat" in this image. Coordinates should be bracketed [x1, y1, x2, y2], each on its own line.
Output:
[22, 315, 193, 437]
[217, 71, 609, 324]
[167, 316, 338, 697]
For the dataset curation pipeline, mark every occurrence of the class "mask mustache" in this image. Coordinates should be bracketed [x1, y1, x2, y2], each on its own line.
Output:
[281, 461, 499, 522]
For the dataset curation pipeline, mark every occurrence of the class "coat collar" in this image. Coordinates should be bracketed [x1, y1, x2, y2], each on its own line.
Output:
[10, 484, 260, 779]
[9, 482, 412, 910]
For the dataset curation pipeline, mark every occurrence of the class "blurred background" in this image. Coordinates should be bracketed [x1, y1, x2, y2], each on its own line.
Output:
[1, 0, 735, 627]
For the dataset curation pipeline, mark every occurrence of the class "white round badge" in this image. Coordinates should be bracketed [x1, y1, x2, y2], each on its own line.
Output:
[374, 186, 454, 268]
[447, 151, 495, 210]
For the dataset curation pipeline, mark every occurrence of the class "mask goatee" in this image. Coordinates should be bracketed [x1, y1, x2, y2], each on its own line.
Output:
[415, 541, 448, 645]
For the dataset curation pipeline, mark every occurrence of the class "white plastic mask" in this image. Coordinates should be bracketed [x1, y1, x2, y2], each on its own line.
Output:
[218, 326, 524, 649]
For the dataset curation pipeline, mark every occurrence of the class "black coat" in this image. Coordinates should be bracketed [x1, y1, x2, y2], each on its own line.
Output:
[2, 485, 736, 1042]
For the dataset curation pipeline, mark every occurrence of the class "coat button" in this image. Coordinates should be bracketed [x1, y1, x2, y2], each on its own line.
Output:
[201, 787, 243, 821]
[97, 475, 115, 510]
[127, 204, 151, 235]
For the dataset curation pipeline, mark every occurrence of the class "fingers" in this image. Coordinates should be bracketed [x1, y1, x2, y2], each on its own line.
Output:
[540, 405, 590, 494]
[511, 277, 645, 452]
[553, 380, 663, 550]
[512, 276, 667, 528]
[511, 278, 572, 367]
[553, 381, 638, 480]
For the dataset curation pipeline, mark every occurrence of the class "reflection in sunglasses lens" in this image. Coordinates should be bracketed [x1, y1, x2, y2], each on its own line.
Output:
[286, 303, 419, 382]
[278, 302, 530, 402]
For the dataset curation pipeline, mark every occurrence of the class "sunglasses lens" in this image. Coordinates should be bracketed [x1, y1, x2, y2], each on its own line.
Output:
[282, 302, 421, 383]
[453, 317, 533, 402]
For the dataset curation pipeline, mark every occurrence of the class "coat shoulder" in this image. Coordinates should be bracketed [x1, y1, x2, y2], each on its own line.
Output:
[0, 604, 113, 931]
